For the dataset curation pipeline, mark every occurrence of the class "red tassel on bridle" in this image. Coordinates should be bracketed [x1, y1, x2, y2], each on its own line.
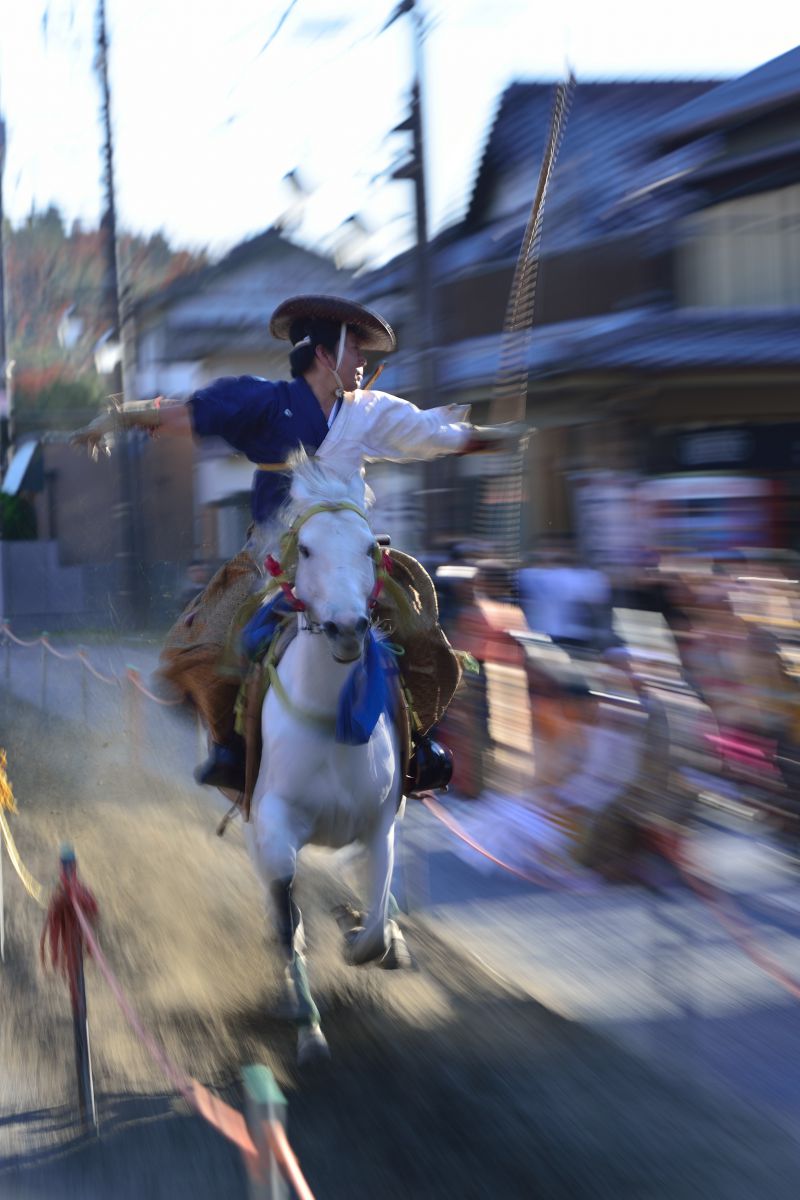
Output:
[368, 549, 393, 609]
[265, 554, 306, 612]
[266, 543, 391, 616]
[40, 864, 99, 1006]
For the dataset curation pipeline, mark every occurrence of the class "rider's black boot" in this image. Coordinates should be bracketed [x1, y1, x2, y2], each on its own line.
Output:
[194, 735, 246, 791]
[407, 733, 453, 795]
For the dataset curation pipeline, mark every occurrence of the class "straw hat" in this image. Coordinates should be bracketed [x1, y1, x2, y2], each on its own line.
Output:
[270, 295, 396, 352]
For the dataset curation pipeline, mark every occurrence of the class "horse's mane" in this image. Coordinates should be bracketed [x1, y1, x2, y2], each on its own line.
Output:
[281, 448, 372, 528]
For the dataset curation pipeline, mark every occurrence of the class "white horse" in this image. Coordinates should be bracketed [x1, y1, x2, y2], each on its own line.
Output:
[245, 451, 409, 1066]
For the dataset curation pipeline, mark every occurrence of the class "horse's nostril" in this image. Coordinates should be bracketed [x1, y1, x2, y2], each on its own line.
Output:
[322, 620, 339, 639]
[354, 617, 369, 637]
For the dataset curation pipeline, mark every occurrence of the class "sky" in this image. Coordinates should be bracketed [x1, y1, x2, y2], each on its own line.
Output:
[0, 0, 798, 265]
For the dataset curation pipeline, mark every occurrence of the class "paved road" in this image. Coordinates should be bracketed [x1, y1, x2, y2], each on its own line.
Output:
[400, 795, 800, 1143]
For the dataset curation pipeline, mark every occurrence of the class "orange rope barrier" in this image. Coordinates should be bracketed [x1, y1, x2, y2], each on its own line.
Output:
[419, 794, 592, 892]
[40, 637, 84, 662]
[425, 796, 800, 1000]
[2, 623, 43, 648]
[69, 891, 259, 1159]
[76, 651, 120, 686]
[125, 668, 181, 706]
[65, 890, 315, 1193]
[267, 1118, 317, 1200]
[653, 832, 800, 1003]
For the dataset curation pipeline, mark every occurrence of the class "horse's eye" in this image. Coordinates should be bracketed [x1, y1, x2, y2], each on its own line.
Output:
[299, 544, 310, 559]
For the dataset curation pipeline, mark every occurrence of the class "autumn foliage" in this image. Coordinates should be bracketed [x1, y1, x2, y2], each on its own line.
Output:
[5, 206, 206, 434]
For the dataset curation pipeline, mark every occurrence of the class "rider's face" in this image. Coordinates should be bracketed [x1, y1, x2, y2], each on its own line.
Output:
[324, 330, 366, 391]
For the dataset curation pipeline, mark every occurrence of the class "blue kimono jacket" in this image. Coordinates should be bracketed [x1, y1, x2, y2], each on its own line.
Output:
[189, 375, 330, 523]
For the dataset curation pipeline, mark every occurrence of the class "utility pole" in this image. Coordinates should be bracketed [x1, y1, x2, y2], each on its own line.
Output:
[95, 0, 145, 628]
[390, 0, 436, 409]
[388, 0, 450, 544]
[0, 106, 12, 477]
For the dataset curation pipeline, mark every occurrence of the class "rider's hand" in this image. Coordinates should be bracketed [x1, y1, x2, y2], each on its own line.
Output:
[70, 413, 114, 460]
[462, 421, 530, 454]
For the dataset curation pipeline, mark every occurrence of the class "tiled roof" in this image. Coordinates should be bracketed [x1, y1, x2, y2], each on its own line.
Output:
[134, 227, 344, 318]
[359, 79, 724, 302]
[656, 45, 800, 148]
[467, 80, 721, 249]
[387, 308, 800, 392]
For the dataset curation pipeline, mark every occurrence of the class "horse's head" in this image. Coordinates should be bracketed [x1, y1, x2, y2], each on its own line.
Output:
[284, 451, 379, 663]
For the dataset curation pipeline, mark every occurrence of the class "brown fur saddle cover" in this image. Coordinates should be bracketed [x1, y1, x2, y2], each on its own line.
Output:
[375, 549, 462, 736]
[158, 551, 262, 718]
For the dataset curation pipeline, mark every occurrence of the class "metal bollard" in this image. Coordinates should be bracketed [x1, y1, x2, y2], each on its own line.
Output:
[126, 669, 143, 768]
[4, 629, 10, 688]
[0, 830, 5, 964]
[242, 1065, 288, 1200]
[60, 845, 98, 1133]
[79, 651, 89, 723]
[40, 636, 49, 709]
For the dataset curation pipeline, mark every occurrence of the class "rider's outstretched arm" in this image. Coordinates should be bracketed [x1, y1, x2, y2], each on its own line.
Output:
[356, 390, 527, 463]
[72, 397, 191, 451]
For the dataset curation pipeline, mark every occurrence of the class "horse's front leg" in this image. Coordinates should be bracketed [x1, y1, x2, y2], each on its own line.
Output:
[255, 797, 330, 1066]
[346, 818, 410, 969]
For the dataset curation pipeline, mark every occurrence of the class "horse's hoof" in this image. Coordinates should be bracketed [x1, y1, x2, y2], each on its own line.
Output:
[343, 926, 369, 965]
[333, 903, 364, 933]
[377, 922, 413, 971]
[297, 1025, 330, 1069]
[344, 926, 389, 966]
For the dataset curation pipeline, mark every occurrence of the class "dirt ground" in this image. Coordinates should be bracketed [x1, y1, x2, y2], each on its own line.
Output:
[2, 692, 800, 1199]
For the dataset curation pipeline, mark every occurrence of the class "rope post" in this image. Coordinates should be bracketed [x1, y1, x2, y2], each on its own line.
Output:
[79, 649, 89, 723]
[126, 668, 143, 768]
[0, 830, 5, 964]
[40, 634, 49, 709]
[60, 845, 98, 1134]
[242, 1065, 289, 1200]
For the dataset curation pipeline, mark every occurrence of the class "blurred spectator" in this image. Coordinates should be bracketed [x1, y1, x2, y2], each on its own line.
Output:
[438, 562, 527, 797]
[455, 562, 527, 670]
[470, 659, 652, 881]
[518, 539, 619, 656]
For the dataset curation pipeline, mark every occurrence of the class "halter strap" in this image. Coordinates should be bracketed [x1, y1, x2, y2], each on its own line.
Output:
[330, 321, 348, 396]
[265, 499, 379, 624]
[265, 657, 337, 734]
[290, 499, 370, 537]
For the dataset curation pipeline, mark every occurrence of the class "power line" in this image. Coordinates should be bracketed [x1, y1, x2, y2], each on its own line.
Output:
[257, 0, 301, 59]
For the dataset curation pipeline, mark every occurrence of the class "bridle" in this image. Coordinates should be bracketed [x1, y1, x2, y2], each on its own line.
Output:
[264, 501, 393, 636]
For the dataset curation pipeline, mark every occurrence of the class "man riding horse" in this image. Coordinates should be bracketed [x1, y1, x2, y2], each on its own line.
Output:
[76, 294, 521, 797]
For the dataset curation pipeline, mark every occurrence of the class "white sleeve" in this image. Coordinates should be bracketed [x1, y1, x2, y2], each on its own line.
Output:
[358, 390, 472, 462]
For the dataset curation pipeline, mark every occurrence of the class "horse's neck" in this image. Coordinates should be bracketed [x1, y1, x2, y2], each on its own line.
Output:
[282, 623, 350, 713]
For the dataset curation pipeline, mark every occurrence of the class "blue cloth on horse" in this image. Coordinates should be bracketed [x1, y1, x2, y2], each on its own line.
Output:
[336, 632, 398, 746]
[241, 593, 295, 662]
[188, 375, 330, 523]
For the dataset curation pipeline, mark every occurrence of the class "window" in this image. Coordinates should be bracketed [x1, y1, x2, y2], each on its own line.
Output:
[676, 184, 800, 308]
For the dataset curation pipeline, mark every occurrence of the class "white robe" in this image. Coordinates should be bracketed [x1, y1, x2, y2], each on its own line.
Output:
[249, 389, 472, 557]
[316, 389, 472, 473]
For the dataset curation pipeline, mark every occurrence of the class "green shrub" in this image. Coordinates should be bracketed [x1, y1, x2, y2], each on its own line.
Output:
[0, 494, 38, 540]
